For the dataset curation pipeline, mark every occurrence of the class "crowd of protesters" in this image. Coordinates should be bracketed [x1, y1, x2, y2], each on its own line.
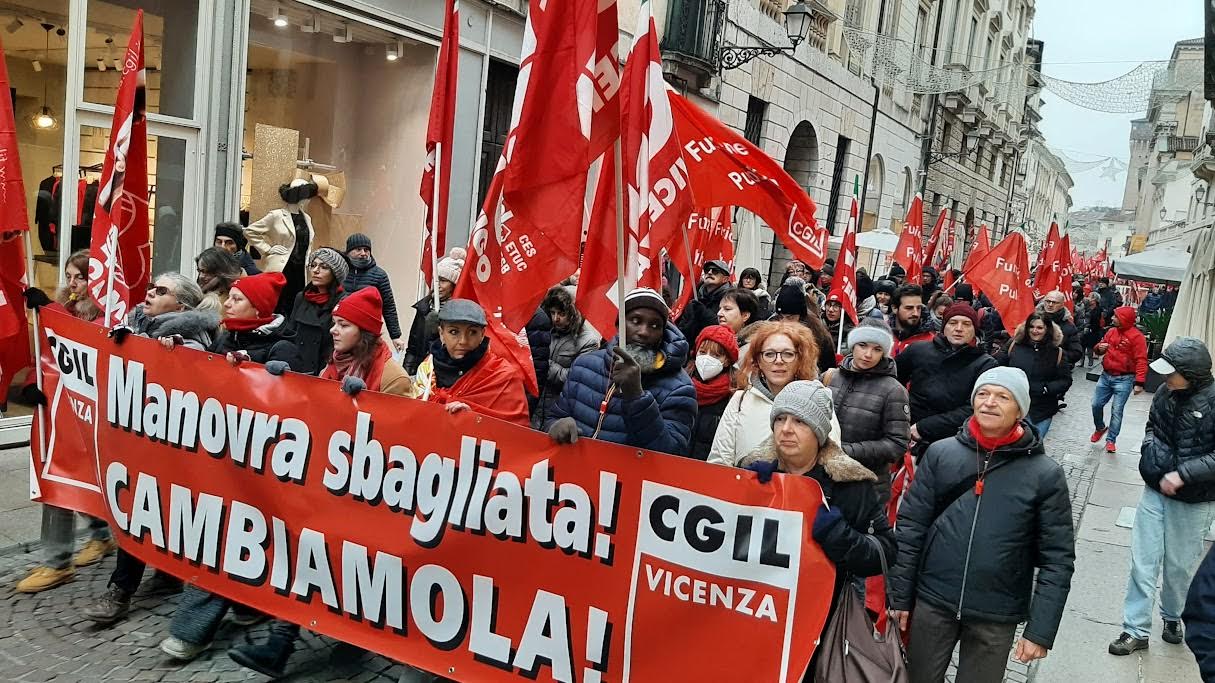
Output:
[16, 233, 1215, 682]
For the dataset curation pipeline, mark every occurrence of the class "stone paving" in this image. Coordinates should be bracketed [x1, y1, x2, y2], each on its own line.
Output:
[0, 363, 1196, 682]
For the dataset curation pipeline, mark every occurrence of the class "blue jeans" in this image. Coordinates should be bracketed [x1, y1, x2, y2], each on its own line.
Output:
[1092, 373, 1134, 443]
[1030, 417, 1053, 440]
[1122, 487, 1215, 638]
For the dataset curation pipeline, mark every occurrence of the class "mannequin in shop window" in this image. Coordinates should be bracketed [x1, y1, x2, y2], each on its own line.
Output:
[244, 179, 319, 315]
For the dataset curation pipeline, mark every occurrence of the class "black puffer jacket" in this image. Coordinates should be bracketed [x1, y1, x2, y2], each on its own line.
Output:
[1139, 337, 1215, 503]
[825, 356, 910, 502]
[211, 316, 301, 369]
[994, 324, 1072, 422]
[287, 289, 344, 375]
[404, 296, 440, 375]
[677, 283, 732, 348]
[687, 396, 729, 461]
[888, 422, 1075, 648]
[343, 257, 401, 339]
[1080, 304, 1104, 349]
[533, 288, 601, 429]
[1037, 305, 1084, 367]
[896, 334, 997, 455]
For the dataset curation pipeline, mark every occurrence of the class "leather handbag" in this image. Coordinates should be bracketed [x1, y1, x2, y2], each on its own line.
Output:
[814, 536, 908, 683]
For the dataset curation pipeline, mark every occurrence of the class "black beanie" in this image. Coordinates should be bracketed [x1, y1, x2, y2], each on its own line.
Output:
[214, 222, 246, 250]
[774, 285, 808, 317]
[345, 233, 373, 253]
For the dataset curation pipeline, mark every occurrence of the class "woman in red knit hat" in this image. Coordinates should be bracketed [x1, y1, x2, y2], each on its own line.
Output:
[320, 286, 413, 397]
[687, 324, 740, 460]
[214, 271, 300, 368]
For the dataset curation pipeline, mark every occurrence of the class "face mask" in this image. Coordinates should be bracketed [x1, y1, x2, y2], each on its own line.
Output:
[350, 256, 372, 269]
[695, 355, 725, 381]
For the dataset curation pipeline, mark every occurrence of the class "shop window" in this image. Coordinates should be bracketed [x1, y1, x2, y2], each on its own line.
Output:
[84, 0, 199, 120]
[240, 0, 432, 302]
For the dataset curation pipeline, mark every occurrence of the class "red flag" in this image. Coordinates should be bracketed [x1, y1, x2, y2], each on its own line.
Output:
[893, 194, 924, 284]
[827, 178, 860, 325]
[961, 224, 991, 276]
[457, 0, 618, 330]
[667, 93, 825, 268]
[0, 34, 30, 396]
[88, 11, 150, 328]
[1057, 233, 1075, 312]
[670, 207, 735, 320]
[935, 211, 957, 273]
[922, 208, 948, 266]
[418, 0, 459, 287]
[966, 233, 1035, 334]
[1031, 221, 1062, 298]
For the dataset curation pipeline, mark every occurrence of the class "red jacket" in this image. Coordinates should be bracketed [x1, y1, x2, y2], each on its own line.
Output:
[422, 352, 531, 427]
[1097, 306, 1148, 384]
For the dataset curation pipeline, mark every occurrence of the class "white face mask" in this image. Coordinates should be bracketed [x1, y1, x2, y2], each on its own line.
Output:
[695, 354, 725, 381]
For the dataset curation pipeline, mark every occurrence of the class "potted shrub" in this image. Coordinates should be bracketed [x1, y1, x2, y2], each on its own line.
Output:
[1141, 311, 1172, 393]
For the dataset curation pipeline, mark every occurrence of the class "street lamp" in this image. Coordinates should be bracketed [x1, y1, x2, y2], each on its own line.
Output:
[719, 1, 814, 70]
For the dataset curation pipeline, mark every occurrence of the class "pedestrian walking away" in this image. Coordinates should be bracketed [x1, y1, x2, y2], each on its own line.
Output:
[1110, 338, 1215, 657]
[1090, 306, 1147, 453]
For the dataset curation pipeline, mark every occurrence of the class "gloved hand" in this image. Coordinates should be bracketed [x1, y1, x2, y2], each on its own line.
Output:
[610, 346, 643, 399]
[812, 503, 844, 542]
[264, 360, 289, 376]
[226, 351, 251, 366]
[342, 376, 366, 396]
[108, 327, 132, 344]
[21, 288, 52, 311]
[20, 385, 47, 406]
[548, 417, 580, 445]
[743, 459, 779, 484]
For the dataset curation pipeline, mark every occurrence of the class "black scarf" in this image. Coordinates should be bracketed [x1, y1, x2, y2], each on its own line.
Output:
[429, 337, 490, 389]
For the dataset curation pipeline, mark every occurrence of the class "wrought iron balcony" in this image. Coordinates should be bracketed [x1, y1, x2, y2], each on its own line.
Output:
[661, 0, 727, 86]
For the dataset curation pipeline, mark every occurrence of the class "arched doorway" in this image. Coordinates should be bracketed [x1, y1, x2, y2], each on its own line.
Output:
[768, 121, 821, 286]
[862, 154, 884, 231]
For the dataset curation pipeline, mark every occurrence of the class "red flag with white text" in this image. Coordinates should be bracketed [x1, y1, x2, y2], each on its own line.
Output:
[960, 223, 991, 296]
[922, 208, 948, 267]
[419, 0, 459, 287]
[1058, 233, 1075, 313]
[934, 211, 956, 273]
[893, 194, 924, 285]
[670, 207, 735, 320]
[827, 178, 860, 325]
[1031, 221, 1062, 298]
[88, 11, 150, 328]
[0, 34, 31, 398]
[966, 232, 1035, 334]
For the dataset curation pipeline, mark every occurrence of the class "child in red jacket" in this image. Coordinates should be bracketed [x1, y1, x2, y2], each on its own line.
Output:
[1091, 306, 1148, 452]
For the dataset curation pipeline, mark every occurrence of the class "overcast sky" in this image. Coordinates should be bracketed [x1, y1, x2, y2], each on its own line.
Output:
[1034, 1, 1203, 210]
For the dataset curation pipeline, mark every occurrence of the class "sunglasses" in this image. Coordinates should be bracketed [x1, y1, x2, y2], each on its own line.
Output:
[146, 284, 171, 296]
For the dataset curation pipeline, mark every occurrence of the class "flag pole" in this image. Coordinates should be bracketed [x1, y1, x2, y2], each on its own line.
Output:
[22, 231, 45, 498]
[431, 140, 442, 312]
[613, 139, 627, 346]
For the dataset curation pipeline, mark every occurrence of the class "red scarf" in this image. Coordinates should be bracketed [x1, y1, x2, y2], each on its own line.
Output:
[966, 418, 1024, 452]
[321, 341, 391, 391]
[304, 284, 342, 305]
[224, 315, 275, 332]
[692, 373, 733, 407]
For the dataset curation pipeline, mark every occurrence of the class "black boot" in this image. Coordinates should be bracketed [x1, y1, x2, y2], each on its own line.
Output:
[228, 620, 300, 678]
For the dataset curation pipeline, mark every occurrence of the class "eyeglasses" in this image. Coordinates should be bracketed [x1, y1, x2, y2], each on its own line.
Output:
[760, 350, 799, 363]
[308, 261, 331, 271]
[146, 283, 171, 296]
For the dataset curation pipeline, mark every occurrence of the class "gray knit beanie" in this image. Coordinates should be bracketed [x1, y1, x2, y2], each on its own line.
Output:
[308, 247, 350, 284]
[971, 366, 1031, 418]
[770, 380, 835, 446]
[847, 317, 894, 357]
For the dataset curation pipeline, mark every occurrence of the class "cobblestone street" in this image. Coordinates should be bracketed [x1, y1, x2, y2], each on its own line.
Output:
[0, 365, 1201, 682]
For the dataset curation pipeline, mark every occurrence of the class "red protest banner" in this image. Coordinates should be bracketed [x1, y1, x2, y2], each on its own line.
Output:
[32, 307, 835, 683]
[0, 34, 30, 398]
[419, 0, 459, 287]
[966, 232, 1035, 334]
[88, 11, 151, 327]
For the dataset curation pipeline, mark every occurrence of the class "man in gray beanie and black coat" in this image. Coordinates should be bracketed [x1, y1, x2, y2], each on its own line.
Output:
[822, 318, 910, 506]
[889, 366, 1075, 682]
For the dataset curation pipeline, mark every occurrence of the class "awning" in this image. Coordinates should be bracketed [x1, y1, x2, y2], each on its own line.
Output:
[1112, 248, 1190, 284]
[1166, 227, 1215, 345]
[856, 227, 900, 253]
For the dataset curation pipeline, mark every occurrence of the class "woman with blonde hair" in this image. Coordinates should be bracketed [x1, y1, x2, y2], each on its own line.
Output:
[708, 321, 839, 467]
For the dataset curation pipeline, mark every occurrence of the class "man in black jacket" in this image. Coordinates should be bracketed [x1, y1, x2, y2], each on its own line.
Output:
[676, 260, 733, 346]
[1184, 544, 1215, 679]
[1037, 290, 1083, 367]
[890, 366, 1075, 682]
[1110, 338, 1215, 656]
[896, 302, 997, 458]
[343, 233, 404, 353]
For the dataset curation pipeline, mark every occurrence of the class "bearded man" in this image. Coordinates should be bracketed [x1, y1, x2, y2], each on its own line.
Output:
[546, 288, 697, 455]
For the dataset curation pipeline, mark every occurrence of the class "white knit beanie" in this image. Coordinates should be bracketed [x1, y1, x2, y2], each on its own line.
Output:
[770, 380, 835, 446]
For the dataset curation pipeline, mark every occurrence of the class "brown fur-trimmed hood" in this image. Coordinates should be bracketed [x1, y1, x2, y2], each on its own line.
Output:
[737, 436, 877, 483]
[1012, 320, 1064, 347]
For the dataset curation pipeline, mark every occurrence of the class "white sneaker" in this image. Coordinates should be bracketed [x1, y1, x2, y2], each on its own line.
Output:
[159, 636, 210, 661]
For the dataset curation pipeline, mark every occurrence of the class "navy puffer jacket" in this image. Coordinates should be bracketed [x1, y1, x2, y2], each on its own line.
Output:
[546, 322, 697, 455]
